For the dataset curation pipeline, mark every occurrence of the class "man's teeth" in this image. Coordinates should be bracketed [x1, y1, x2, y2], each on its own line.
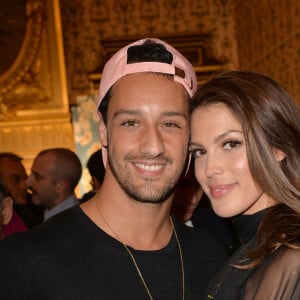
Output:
[135, 163, 163, 171]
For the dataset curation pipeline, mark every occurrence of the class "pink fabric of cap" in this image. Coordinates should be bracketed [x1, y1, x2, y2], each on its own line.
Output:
[97, 38, 197, 166]
[97, 37, 197, 109]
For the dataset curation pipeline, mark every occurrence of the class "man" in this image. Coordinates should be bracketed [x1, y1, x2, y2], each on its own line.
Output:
[0, 152, 43, 227]
[0, 38, 227, 299]
[26, 148, 82, 221]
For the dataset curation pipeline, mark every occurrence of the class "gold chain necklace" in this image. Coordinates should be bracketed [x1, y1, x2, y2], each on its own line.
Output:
[95, 202, 185, 300]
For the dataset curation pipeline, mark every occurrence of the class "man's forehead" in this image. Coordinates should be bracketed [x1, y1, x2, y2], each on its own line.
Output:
[109, 74, 189, 110]
[35, 152, 56, 163]
[33, 154, 56, 174]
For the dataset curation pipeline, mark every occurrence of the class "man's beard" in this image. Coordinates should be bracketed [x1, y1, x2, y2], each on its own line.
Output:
[108, 153, 183, 204]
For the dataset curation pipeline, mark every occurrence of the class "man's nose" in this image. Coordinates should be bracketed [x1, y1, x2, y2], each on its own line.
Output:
[139, 126, 165, 157]
[26, 174, 33, 187]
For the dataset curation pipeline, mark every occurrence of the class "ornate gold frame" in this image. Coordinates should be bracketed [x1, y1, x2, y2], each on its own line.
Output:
[0, 0, 69, 119]
[0, 0, 74, 171]
[0, 0, 43, 108]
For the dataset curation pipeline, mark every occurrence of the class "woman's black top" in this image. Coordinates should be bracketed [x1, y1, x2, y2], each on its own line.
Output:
[205, 208, 300, 300]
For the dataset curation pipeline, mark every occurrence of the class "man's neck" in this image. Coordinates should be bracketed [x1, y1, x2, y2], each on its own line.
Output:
[81, 180, 174, 250]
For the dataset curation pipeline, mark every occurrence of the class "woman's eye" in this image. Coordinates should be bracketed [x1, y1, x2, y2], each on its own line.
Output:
[190, 149, 206, 158]
[223, 140, 242, 150]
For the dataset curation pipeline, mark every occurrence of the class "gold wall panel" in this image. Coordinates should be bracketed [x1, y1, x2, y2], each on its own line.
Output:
[88, 33, 225, 91]
[0, 0, 74, 170]
[234, 0, 300, 105]
[0, 119, 74, 173]
[60, 0, 238, 104]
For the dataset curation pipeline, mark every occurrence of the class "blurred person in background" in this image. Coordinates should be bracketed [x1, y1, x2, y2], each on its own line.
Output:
[80, 149, 105, 203]
[27, 148, 82, 221]
[0, 178, 25, 239]
[0, 152, 43, 227]
[171, 158, 203, 226]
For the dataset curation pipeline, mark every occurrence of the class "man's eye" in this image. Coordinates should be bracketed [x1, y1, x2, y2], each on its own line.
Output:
[11, 175, 21, 185]
[223, 140, 242, 150]
[122, 120, 138, 127]
[33, 173, 42, 180]
[164, 122, 180, 128]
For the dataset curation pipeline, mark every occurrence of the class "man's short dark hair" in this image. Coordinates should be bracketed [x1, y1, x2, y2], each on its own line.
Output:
[38, 148, 82, 191]
[0, 152, 23, 163]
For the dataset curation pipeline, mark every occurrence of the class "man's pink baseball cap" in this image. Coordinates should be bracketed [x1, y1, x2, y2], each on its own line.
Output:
[97, 38, 197, 167]
[97, 37, 197, 109]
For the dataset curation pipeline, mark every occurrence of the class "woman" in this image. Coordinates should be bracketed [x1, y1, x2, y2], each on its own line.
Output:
[0, 179, 14, 239]
[189, 71, 300, 299]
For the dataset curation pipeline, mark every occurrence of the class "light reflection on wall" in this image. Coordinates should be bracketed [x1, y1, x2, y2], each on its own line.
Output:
[71, 95, 101, 197]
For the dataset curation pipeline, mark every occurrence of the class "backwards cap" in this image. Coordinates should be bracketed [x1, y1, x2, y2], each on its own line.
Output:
[97, 38, 197, 109]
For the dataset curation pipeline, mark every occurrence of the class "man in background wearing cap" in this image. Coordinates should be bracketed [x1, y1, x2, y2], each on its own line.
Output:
[0, 38, 227, 299]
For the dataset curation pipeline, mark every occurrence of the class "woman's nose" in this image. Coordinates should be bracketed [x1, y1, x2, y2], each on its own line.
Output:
[205, 153, 223, 178]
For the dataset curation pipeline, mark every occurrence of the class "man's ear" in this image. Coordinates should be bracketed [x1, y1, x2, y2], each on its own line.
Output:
[273, 148, 286, 162]
[55, 179, 67, 193]
[98, 114, 108, 147]
[2, 197, 13, 225]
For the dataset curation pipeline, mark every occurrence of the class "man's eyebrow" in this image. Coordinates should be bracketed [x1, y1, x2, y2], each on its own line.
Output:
[113, 110, 188, 119]
[162, 111, 188, 120]
[113, 110, 141, 118]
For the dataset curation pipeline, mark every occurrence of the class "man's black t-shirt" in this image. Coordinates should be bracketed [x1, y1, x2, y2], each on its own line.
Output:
[0, 205, 227, 299]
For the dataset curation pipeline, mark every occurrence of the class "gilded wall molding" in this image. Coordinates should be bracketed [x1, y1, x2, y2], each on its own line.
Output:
[235, 0, 300, 105]
[60, 0, 238, 104]
[0, 0, 45, 115]
[0, 118, 75, 173]
[0, 0, 74, 168]
[0, 0, 70, 120]
[88, 33, 225, 91]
